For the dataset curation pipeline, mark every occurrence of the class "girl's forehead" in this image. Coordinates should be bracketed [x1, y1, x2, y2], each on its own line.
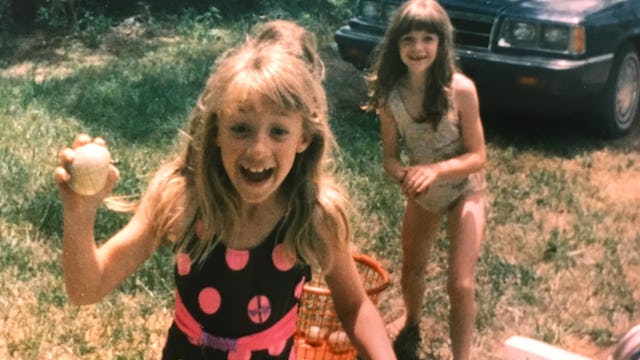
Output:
[398, 13, 445, 35]
[402, 28, 437, 36]
[220, 96, 299, 120]
[217, 78, 304, 116]
[405, 22, 439, 34]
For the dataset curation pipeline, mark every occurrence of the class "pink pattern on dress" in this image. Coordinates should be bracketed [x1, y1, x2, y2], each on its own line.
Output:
[198, 287, 221, 315]
[227, 350, 251, 360]
[226, 248, 250, 271]
[176, 252, 192, 276]
[272, 244, 295, 271]
[267, 339, 287, 356]
[247, 295, 271, 324]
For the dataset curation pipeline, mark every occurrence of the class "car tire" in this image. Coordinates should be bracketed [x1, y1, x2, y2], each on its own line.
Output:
[597, 44, 640, 137]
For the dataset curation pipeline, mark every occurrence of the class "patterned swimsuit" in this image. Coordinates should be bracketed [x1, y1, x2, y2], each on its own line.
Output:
[162, 220, 311, 360]
[388, 86, 485, 213]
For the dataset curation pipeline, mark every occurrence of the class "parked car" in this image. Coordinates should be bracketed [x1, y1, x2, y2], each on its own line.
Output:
[334, 0, 640, 137]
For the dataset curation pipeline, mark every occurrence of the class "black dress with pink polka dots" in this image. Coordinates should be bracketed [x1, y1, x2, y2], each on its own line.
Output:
[162, 221, 311, 359]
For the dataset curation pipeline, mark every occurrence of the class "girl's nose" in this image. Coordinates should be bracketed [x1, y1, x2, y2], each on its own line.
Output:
[246, 132, 270, 157]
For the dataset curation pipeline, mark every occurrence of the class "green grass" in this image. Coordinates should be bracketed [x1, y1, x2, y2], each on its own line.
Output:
[1, 7, 640, 360]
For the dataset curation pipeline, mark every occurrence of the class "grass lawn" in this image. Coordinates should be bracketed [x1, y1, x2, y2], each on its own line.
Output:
[1, 8, 639, 359]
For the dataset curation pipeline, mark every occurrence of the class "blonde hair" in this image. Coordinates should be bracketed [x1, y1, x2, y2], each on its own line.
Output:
[150, 42, 348, 271]
[250, 19, 326, 80]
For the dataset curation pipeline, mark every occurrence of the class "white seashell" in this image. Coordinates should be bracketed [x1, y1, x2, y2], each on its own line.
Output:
[327, 330, 351, 353]
[68, 143, 111, 196]
[305, 325, 328, 346]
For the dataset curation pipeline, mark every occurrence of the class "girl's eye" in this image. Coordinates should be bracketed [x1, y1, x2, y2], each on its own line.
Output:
[271, 127, 289, 138]
[400, 36, 414, 44]
[230, 124, 251, 136]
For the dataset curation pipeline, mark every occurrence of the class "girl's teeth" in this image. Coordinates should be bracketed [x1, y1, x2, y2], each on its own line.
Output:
[241, 167, 273, 182]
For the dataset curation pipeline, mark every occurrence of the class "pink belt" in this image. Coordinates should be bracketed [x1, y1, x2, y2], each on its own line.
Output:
[173, 289, 298, 360]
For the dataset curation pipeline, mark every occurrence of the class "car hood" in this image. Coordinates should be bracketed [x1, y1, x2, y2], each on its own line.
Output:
[441, 0, 626, 18]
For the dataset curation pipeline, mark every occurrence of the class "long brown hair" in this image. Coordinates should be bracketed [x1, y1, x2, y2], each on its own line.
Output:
[365, 0, 457, 127]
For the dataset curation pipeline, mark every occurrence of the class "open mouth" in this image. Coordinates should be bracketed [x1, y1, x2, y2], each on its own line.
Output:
[240, 166, 274, 183]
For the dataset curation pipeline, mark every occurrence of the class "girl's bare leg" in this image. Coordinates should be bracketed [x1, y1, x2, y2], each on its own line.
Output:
[446, 191, 486, 360]
[401, 199, 441, 327]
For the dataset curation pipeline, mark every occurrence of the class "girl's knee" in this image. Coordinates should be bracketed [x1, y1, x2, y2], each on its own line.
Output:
[447, 278, 475, 301]
[401, 262, 428, 282]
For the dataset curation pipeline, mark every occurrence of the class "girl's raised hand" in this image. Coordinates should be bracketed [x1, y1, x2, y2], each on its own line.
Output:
[55, 134, 120, 211]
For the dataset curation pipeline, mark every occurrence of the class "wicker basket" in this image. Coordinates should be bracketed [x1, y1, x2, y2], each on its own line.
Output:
[294, 253, 390, 360]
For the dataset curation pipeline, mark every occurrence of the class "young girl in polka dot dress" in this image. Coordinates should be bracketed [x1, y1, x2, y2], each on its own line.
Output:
[55, 29, 396, 359]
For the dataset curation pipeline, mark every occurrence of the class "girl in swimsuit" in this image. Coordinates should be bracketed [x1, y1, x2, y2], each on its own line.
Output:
[55, 34, 395, 359]
[365, 1, 488, 359]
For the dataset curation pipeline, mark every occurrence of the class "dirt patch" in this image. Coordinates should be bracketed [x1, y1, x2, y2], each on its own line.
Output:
[0, 29, 112, 83]
[587, 149, 640, 244]
[2, 60, 76, 83]
[0, 18, 163, 83]
[321, 48, 369, 115]
[533, 209, 573, 235]
[591, 167, 640, 204]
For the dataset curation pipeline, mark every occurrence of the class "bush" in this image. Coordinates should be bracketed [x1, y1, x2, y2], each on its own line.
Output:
[0, 0, 12, 30]
[4, 0, 356, 30]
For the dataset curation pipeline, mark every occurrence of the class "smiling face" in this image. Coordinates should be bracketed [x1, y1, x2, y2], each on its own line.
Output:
[399, 29, 440, 77]
[216, 99, 310, 205]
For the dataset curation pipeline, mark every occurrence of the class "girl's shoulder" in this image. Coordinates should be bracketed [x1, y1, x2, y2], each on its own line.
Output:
[314, 184, 348, 227]
[139, 162, 193, 244]
[451, 72, 479, 104]
[451, 72, 477, 94]
[313, 185, 350, 242]
[383, 82, 405, 116]
[144, 163, 179, 199]
[310, 185, 350, 273]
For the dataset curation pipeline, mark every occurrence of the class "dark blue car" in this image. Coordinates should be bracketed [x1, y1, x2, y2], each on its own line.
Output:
[335, 0, 640, 137]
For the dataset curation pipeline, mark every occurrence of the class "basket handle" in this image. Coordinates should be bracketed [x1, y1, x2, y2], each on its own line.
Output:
[302, 253, 390, 296]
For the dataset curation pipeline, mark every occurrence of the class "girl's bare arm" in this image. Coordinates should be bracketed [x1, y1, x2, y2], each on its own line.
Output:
[55, 137, 162, 305]
[315, 209, 396, 360]
[379, 104, 406, 183]
[324, 251, 396, 359]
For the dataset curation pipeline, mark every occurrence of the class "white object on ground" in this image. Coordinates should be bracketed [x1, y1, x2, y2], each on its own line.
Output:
[503, 336, 593, 360]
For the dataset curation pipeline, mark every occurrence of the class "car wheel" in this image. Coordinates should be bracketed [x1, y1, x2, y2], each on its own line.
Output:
[598, 44, 640, 137]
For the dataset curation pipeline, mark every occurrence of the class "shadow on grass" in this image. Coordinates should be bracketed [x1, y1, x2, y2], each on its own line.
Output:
[483, 111, 640, 158]
[26, 61, 207, 143]
[0, 27, 160, 68]
[7, 42, 222, 144]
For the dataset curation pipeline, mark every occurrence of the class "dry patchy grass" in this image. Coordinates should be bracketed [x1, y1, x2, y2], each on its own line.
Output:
[0, 222, 171, 359]
[1, 24, 639, 360]
[324, 48, 640, 359]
